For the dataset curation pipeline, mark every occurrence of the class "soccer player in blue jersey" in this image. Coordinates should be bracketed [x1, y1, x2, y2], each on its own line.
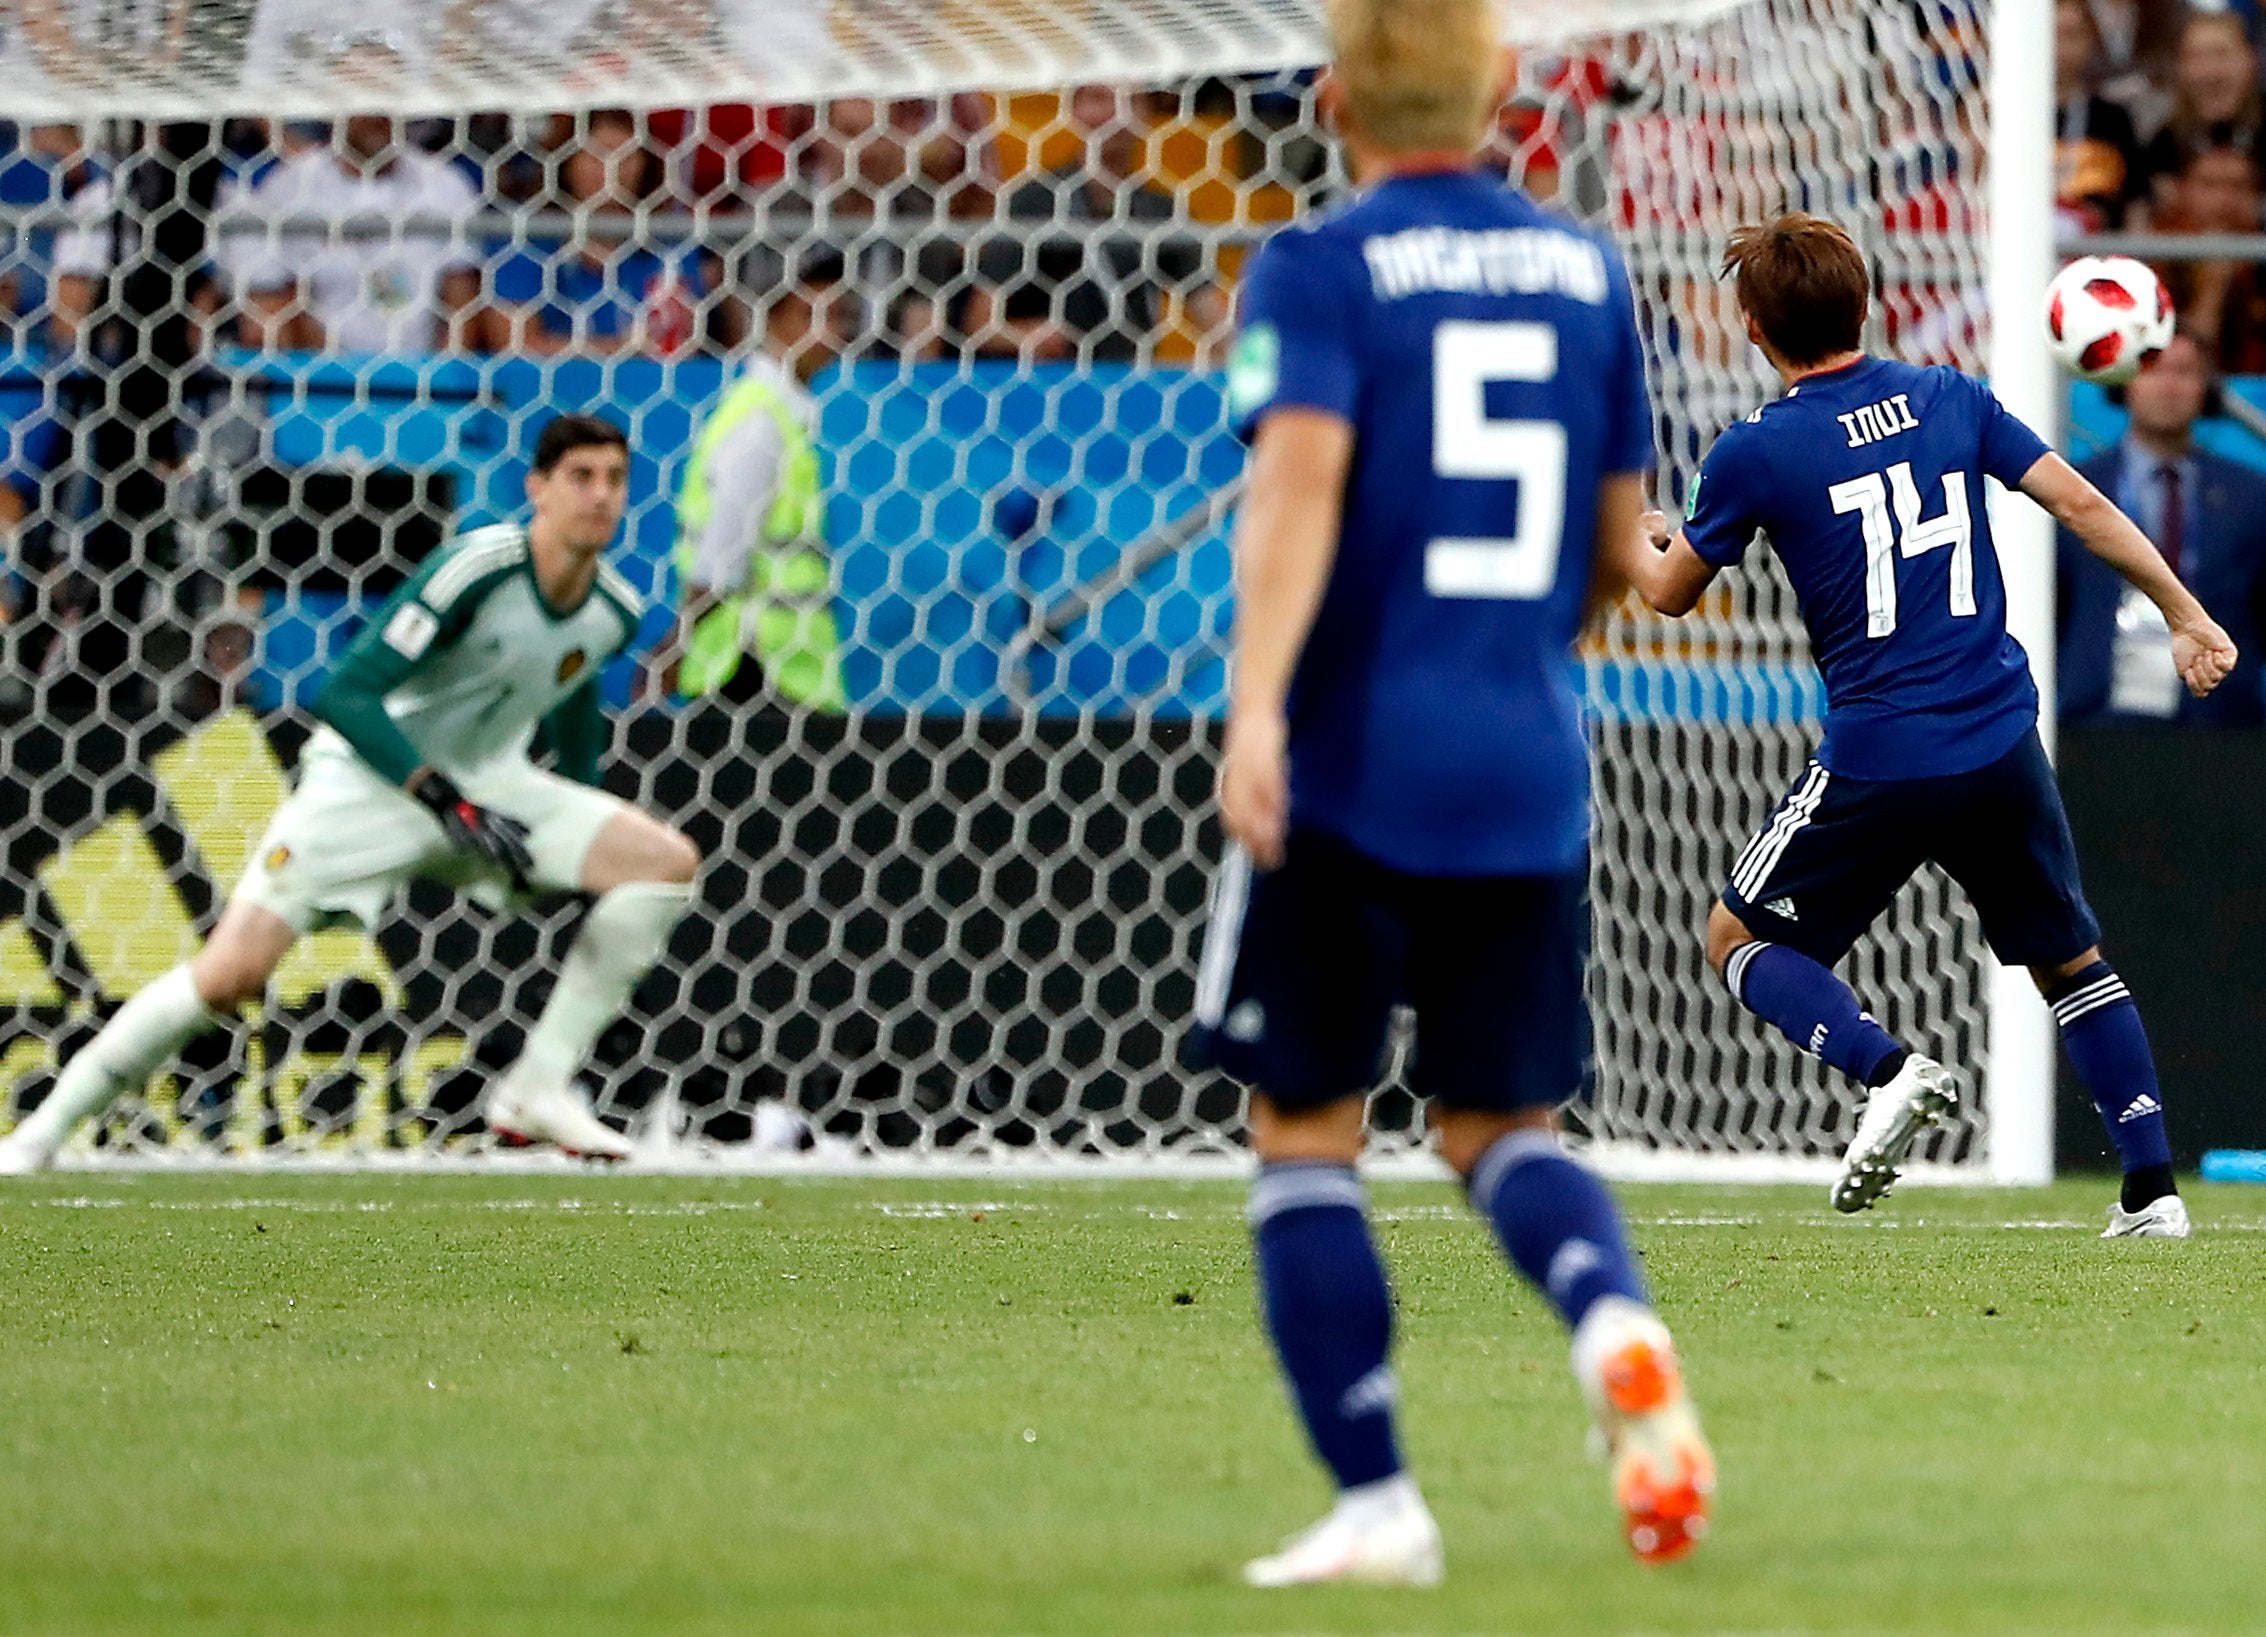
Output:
[1639, 215, 2237, 1236]
[1194, 0, 1714, 1586]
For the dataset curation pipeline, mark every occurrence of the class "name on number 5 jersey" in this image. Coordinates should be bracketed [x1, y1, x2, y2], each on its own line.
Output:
[1228, 171, 1656, 877]
[1681, 357, 2053, 780]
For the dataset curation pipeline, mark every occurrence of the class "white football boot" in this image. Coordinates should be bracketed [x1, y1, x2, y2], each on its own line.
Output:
[0, 1131, 56, 1175]
[2103, 1195, 2192, 1239]
[1242, 1475, 1444, 1588]
[486, 1078, 633, 1162]
[1573, 1297, 1716, 1565]
[1831, 1054, 1960, 1213]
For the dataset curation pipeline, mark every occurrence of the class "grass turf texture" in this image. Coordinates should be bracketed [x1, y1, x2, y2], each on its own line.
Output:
[0, 1177, 2260, 1636]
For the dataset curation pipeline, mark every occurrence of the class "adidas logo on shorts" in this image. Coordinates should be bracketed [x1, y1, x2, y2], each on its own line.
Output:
[1764, 896, 1799, 921]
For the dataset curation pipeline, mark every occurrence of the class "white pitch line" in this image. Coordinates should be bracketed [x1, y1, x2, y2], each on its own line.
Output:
[12, 1195, 2263, 1232]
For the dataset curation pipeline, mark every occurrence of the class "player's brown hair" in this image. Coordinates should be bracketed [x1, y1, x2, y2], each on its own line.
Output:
[1721, 214, 1871, 366]
[532, 412, 630, 473]
[1325, 0, 1501, 154]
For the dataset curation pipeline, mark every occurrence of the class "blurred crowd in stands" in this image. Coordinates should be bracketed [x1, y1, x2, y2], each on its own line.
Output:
[2056, 1, 2266, 370]
[0, 70, 1300, 718]
[0, 78, 1272, 373]
[2, 1, 2265, 726]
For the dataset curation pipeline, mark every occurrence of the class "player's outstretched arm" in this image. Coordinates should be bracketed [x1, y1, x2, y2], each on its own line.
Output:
[1219, 408, 1354, 871]
[2018, 451, 2239, 697]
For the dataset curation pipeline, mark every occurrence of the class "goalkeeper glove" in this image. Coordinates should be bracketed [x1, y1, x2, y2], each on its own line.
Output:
[409, 769, 534, 888]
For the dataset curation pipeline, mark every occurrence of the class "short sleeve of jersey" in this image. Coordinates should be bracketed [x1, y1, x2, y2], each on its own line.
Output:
[1600, 245, 1656, 476]
[1682, 420, 1768, 568]
[1228, 230, 1359, 440]
[1970, 374, 2053, 487]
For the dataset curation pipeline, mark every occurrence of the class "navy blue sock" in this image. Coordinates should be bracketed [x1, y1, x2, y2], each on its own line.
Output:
[1248, 1164, 1403, 1491]
[1726, 941, 1907, 1088]
[2047, 962, 2175, 1207]
[1468, 1131, 1649, 1331]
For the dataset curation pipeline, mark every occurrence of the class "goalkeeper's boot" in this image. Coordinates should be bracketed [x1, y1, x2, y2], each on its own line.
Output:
[0, 1131, 56, 1175]
[487, 1078, 633, 1162]
[1574, 1297, 1715, 1565]
[1830, 1054, 1958, 1214]
[2104, 1194, 2192, 1239]
[1241, 1476, 1443, 1588]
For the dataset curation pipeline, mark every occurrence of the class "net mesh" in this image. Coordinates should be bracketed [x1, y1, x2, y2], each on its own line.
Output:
[4, 1, 1755, 121]
[0, 0, 1995, 1168]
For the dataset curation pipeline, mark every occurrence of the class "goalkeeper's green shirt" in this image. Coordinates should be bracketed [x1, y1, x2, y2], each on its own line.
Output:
[309, 523, 642, 788]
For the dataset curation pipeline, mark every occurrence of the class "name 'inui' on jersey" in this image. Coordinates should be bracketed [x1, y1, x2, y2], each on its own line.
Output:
[1681, 356, 2052, 780]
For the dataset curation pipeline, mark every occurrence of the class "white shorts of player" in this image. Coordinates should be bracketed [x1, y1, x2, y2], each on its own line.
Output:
[232, 734, 631, 933]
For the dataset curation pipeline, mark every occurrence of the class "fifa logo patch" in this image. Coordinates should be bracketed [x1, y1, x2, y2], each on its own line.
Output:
[1227, 323, 1279, 420]
[556, 649, 587, 684]
[264, 845, 292, 871]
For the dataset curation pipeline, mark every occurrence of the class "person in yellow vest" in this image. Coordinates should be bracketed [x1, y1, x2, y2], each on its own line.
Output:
[664, 261, 849, 708]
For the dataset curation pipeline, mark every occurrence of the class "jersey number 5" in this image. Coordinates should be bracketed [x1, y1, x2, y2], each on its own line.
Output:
[1827, 462, 1976, 638]
[1426, 320, 1566, 600]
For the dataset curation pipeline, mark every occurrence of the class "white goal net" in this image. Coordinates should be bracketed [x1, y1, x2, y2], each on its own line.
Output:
[0, 0, 2031, 1174]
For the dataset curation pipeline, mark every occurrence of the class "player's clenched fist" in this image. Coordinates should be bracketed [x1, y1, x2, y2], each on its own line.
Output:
[2172, 615, 2239, 698]
[1218, 707, 1289, 871]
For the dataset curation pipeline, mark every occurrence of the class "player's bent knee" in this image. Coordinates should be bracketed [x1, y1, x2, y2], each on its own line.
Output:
[191, 953, 271, 1013]
[2029, 945, 2103, 993]
[616, 824, 700, 887]
[583, 811, 702, 893]
[1249, 1093, 1365, 1165]
[1705, 899, 1756, 976]
[188, 902, 298, 1012]
[652, 826, 702, 885]
[1434, 1106, 1554, 1177]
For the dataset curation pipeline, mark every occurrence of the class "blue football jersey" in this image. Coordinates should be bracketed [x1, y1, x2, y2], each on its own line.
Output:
[1682, 357, 2053, 781]
[1230, 170, 1654, 876]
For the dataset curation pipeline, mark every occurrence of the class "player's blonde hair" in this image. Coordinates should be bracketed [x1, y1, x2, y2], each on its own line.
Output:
[1326, 0, 1502, 154]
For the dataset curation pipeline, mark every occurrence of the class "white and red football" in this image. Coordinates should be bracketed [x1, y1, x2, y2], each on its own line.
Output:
[2045, 255, 2176, 386]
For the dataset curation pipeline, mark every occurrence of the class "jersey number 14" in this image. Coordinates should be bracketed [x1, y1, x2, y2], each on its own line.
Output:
[1425, 321, 1565, 601]
[1828, 461, 1976, 638]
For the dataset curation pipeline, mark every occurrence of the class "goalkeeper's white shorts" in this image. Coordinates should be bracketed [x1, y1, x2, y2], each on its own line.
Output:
[230, 737, 632, 933]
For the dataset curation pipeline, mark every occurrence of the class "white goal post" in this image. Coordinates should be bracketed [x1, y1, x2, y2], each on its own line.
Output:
[0, 0, 2055, 1181]
[1982, 0, 2060, 1186]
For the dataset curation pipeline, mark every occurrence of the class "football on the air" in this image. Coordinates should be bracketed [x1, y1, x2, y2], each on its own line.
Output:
[2045, 255, 2175, 386]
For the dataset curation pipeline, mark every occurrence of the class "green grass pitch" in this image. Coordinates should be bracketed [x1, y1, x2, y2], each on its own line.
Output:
[1, 1174, 2261, 1636]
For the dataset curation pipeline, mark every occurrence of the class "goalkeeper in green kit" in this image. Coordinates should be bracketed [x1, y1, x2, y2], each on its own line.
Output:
[0, 415, 700, 1170]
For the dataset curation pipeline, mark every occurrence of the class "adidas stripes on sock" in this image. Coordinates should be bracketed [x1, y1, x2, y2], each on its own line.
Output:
[1467, 1129, 1650, 1332]
[1249, 1162, 1405, 1492]
[2046, 961, 2175, 1208]
[1725, 940, 1907, 1089]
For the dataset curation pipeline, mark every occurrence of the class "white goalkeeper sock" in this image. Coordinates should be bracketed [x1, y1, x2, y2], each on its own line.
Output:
[15, 965, 226, 1152]
[511, 881, 693, 1089]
